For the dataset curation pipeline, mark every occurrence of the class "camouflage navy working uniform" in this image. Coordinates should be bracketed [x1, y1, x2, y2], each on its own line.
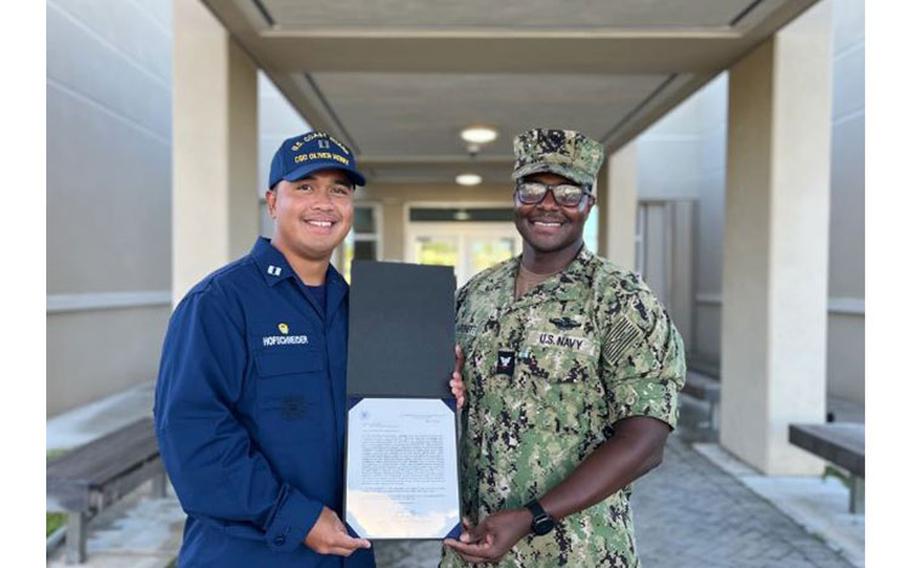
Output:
[441, 129, 686, 568]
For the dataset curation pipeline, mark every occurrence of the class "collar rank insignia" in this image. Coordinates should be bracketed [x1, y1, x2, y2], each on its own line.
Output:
[496, 349, 515, 376]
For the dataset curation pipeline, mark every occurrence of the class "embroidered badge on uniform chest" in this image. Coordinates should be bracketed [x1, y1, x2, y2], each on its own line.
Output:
[496, 350, 516, 376]
[528, 331, 596, 356]
[262, 322, 309, 347]
[549, 316, 582, 330]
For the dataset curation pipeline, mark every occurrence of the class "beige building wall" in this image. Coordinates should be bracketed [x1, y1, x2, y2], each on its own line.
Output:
[46, 0, 173, 416]
[172, 0, 259, 302]
[826, 0, 865, 404]
[690, 77, 729, 369]
[605, 144, 638, 271]
[633, 74, 728, 364]
[720, 0, 832, 475]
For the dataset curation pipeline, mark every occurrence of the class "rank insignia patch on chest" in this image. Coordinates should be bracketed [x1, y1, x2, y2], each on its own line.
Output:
[496, 350, 515, 376]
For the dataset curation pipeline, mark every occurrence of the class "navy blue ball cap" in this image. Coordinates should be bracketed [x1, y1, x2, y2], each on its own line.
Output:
[268, 130, 366, 189]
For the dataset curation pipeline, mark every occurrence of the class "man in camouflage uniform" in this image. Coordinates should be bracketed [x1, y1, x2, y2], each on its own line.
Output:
[442, 128, 686, 567]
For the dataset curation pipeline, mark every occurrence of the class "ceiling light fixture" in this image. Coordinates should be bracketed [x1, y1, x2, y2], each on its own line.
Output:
[460, 126, 498, 145]
[456, 173, 483, 186]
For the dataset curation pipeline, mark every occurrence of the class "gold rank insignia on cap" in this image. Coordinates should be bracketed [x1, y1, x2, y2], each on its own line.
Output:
[278, 323, 289, 335]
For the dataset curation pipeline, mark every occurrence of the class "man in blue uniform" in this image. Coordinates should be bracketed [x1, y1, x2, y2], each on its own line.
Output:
[155, 131, 465, 566]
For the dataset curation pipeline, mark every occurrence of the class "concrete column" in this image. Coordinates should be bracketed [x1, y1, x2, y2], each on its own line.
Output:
[598, 142, 637, 269]
[720, 1, 832, 475]
[381, 199, 405, 262]
[172, 0, 259, 303]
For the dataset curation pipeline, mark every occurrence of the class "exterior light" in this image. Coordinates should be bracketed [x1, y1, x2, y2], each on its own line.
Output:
[456, 173, 483, 186]
[460, 126, 498, 145]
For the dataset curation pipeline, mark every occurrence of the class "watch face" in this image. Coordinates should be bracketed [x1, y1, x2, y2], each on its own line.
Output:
[533, 516, 555, 536]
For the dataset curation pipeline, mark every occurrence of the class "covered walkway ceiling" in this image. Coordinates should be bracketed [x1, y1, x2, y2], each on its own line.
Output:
[203, 0, 820, 184]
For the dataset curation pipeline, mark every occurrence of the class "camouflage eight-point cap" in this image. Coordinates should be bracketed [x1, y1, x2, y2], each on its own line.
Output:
[440, 249, 686, 568]
[512, 128, 605, 186]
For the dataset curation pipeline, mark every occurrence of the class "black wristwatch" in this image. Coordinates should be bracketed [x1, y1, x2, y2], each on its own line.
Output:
[524, 498, 555, 536]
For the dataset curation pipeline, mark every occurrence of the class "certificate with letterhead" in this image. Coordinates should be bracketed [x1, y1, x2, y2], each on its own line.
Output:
[344, 261, 461, 540]
[345, 397, 459, 539]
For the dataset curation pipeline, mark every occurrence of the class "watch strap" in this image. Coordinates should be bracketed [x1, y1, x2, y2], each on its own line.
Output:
[524, 498, 547, 521]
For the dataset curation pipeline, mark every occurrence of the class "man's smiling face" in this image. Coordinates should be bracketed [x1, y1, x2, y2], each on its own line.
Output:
[266, 168, 355, 263]
[513, 171, 594, 254]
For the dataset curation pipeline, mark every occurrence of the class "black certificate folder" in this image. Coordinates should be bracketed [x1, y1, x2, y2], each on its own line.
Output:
[347, 261, 455, 398]
[345, 261, 461, 540]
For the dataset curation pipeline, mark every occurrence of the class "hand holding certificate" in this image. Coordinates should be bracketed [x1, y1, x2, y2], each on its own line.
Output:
[344, 261, 461, 540]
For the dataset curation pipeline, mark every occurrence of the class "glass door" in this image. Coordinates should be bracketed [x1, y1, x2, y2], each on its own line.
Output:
[414, 235, 459, 268]
[407, 222, 520, 285]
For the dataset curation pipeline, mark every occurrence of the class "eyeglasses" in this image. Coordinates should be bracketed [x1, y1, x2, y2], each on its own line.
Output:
[515, 182, 593, 207]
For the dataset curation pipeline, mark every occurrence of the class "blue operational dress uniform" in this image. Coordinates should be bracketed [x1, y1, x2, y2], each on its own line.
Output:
[154, 236, 375, 567]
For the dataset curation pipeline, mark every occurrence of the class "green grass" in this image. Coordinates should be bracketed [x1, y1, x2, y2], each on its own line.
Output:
[47, 448, 69, 461]
[47, 449, 69, 537]
[822, 464, 851, 489]
[47, 512, 66, 536]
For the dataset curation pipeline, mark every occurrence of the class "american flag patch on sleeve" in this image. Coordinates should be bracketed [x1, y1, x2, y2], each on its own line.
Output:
[604, 315, 644, 366]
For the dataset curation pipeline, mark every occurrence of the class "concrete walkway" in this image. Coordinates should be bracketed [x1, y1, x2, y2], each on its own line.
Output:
[374, 430, 860, 568]
[47, 385, 862, 567]
[631, 435, 858, 568]
[691, 442, 864, 567]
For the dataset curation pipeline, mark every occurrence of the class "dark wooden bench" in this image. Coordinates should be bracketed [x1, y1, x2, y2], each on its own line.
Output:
[788, 422, 865, 514]
[47, 417, 168, 564]
[681, 370, 721, 432]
